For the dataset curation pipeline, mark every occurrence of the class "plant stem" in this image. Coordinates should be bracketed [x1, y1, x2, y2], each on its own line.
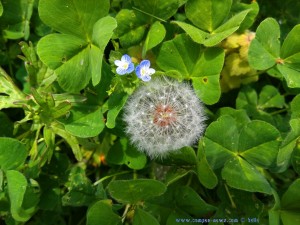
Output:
[224, 184, 237, 209]
[93, 171, 132, 186]
[122, 204, 131, 224]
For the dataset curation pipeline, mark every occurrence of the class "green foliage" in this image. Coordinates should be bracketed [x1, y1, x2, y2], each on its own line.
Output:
[107, 179, 167, 204]
[0, 0, 34, 40]
[142, 21, 166, 58]
[0, 0, 300, 224]
[6, 170, 39, 222]
[106, 138, 147, 170]
[37, 0, 117, 91]
[173, 0, 254, 47]
[0, 2, 3, 17]
[0, 67, 25, 109]
[133, 207, 160, 225]
[0, 138, 27, 171]
[61, 106, 105, 138]
[249, 18, 300, 88]
[269, 179, 300, 225]
[86, 200, 122, 225]
[156, 34, 225, 104]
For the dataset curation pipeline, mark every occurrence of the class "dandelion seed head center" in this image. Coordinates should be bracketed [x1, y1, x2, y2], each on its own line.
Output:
[153, 104, 177, 127]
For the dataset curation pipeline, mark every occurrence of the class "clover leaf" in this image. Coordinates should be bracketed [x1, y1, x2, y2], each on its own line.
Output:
[249, 18, 300, 88]
[37, 0, 117, 92]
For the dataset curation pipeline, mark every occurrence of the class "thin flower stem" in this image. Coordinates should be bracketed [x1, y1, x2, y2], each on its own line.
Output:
[85, 146, 97, 165]
[269, 108, 287, 115]
[132, 7, 167, 23]
[122, 204, 131, 224]
[186, 173, 193, 187]
[224, 184, 237, 209]
[76, 216, 86, 225]
[16, 130, 31, 140]
[93, 171, 132, 186]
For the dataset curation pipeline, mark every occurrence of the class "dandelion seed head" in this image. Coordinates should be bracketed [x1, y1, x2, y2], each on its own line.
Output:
[123, 77, 207, 158]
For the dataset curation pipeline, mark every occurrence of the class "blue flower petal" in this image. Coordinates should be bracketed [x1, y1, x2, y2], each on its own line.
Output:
[135, 60, 155, 81]
[139, 60, 150, 68]
[115, 54, 135, 75]
[127, 63, 135, 74]
[122, 54, 132, 63]
[141, 75, 151, 82]
[135, 64, 142, 78]
[114, 60, 122, 67]
[148, 68, 156, 75]
[116, 67, 128, 75]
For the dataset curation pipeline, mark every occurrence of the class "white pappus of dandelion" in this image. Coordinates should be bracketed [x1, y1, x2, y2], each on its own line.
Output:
[123, 77, 206, 158]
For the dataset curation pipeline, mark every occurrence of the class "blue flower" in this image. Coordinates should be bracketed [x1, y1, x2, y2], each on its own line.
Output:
[114, 54, 134, 75]
[135, 60, 155, 82]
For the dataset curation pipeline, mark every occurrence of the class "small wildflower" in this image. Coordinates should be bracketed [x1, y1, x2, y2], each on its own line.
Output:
[135, 60, 155, 82]
[114, 54, 134, 75]
[123, 77, 206, 158]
